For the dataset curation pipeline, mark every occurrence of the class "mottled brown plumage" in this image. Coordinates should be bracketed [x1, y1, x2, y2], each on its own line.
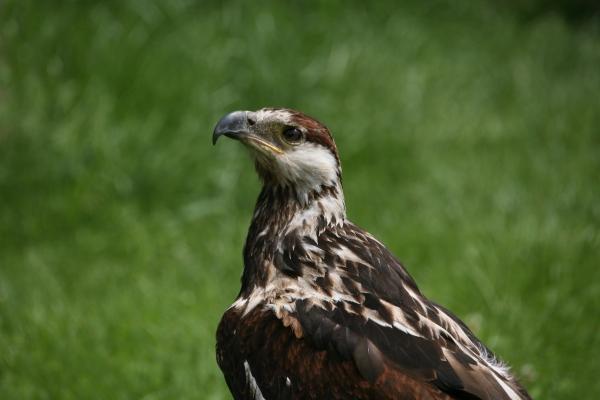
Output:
[218, 307, 457, 400]
[213, 108, 531, 400]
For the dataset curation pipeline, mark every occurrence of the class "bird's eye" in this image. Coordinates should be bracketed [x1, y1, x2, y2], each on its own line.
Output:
[282, 127, 303, 143]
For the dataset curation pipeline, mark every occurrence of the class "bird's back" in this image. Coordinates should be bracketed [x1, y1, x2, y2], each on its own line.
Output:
[216, 221, 530, 400]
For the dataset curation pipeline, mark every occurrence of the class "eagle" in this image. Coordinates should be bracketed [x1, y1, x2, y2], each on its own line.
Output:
[212, 108, 531, 400]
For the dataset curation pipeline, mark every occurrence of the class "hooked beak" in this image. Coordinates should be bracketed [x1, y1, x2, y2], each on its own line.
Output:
[212, 111, 251, 145]
[212, 110, 284, 154]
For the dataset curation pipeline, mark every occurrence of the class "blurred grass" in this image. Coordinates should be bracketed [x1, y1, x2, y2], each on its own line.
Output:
[1, 1, 599, 399]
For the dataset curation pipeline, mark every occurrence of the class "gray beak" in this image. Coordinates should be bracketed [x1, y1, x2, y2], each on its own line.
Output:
[212, 111, 252, 145]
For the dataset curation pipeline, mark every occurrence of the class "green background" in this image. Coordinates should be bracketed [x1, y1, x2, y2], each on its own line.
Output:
[1, 1, 599, 399]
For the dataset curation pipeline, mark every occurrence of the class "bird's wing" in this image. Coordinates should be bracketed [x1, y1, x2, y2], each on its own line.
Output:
[277, 222, 528, 400]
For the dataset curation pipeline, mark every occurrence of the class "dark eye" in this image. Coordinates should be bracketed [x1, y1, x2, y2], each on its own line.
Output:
[282, 127, 303, 143]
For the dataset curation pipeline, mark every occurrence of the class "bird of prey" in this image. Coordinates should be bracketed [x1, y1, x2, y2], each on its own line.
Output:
[212, 108, 530, 400]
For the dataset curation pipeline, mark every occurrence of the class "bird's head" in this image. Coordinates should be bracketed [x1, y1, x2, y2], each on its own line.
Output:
[213, 108, 341, 197]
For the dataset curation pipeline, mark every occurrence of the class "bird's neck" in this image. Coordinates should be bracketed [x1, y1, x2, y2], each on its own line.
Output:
[239, 181, 345, 294]
[257, 181, 345, 231]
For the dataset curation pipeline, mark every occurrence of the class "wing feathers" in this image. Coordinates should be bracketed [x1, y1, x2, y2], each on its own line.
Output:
[280, 222, 530, 399]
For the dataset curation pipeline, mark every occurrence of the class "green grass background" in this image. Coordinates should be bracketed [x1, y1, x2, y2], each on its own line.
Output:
[1, 1, 599, 398]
